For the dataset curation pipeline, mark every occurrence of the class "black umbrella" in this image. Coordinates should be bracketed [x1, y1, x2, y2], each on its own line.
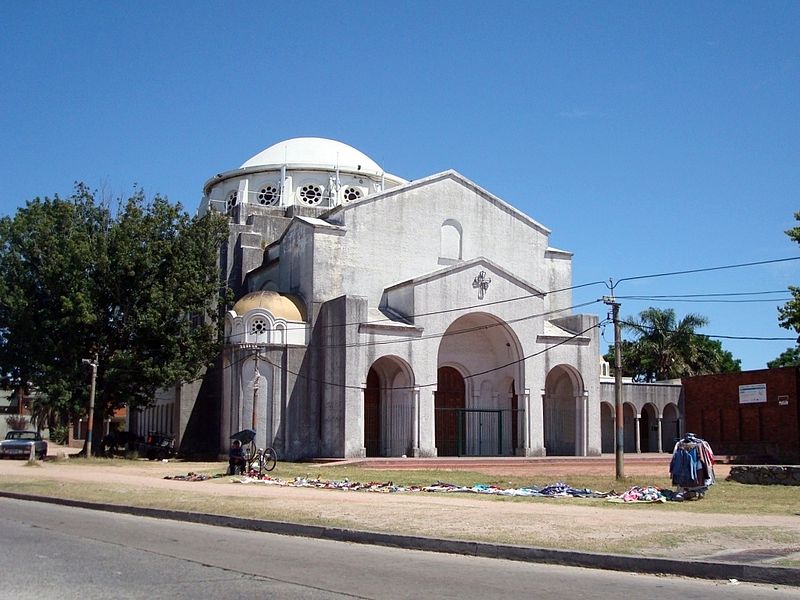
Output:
[230, 429, 256, 444]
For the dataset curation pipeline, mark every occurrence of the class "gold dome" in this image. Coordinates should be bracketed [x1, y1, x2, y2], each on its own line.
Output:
[232, 291, 305, 321]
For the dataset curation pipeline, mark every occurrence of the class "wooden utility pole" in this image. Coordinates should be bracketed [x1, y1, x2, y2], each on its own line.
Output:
[603, 296, 624, 480]
[82, 354, 99, 456]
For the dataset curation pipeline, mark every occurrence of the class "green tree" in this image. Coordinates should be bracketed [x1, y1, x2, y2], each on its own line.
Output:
[767, 346, 800, 368]
[0, 185, 229, 451]
[775, 212, 800, 365]
[604, 307, 740, 381]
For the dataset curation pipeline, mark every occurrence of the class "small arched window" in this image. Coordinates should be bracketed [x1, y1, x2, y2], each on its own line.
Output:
[440, 219, 462, 261]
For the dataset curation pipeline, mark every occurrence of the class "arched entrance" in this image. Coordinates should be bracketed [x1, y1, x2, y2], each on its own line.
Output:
[662, 403, 680, 451]
[435, 366, 465, 456]
[600, 401, 614, 454]
[363, 356, 415, 457]
[639, 403, 658, 452]
[543, 365, 585, 456]
[640, 403, 658, 452]
[623, 403, 636, 452]
[436, 312, 523, 457]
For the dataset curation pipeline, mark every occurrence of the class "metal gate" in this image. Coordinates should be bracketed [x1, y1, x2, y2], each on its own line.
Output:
[435, 408, 520, 456]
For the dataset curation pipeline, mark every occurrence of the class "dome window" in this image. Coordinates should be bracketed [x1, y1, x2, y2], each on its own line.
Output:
[250, 318, 268, 335]
[258, 185, 279, 206]
[299, 184, 323, 205]
[226, 190, 238, 213]
[343, 187, 362, 202]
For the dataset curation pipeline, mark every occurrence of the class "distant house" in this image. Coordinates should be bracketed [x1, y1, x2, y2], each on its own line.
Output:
[682, 367, 800, 463]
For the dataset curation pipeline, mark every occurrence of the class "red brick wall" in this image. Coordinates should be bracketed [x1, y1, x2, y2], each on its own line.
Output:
[682, 367, 800, 463]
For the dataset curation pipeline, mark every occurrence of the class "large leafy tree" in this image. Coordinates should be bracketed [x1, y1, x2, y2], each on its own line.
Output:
[0, 184, 229, 446]
[767, 346, 800, 368]
[605, 307, 740, 382]
[772, 211, 800, 368]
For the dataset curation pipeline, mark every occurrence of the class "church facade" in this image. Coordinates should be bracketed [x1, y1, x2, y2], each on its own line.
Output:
[184, 138, 604, 460]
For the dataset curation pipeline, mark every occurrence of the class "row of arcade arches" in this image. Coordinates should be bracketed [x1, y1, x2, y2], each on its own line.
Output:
[360, 310, 681, 458]
[364, 366, 681, 457]
[600, 401, 681, 454]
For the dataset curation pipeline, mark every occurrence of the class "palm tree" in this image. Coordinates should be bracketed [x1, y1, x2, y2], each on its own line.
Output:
[621, 308, 709, 381]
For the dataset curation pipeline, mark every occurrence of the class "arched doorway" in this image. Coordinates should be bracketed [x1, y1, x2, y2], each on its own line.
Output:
[363, 356, 415, 457]
[600, 401, 614, 454]
[436, 312, 523, 457]
[623, 403, 636, 452]
[641, 403, 659, 452]
[435, 366, 465, 456]
[662, 403, 680, 451]
[543, 365, 584, 456]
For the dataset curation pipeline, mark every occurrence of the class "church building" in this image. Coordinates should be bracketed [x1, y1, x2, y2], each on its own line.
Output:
[177, 138, 605, 459]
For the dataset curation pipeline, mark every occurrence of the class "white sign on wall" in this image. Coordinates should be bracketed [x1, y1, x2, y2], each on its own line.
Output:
[739, 383, 767, 404]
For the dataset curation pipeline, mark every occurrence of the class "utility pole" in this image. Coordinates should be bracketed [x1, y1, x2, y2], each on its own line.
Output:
[252, 351, 259, 435]
[82, 354, 98, 456]
[603, 295, 624, 480]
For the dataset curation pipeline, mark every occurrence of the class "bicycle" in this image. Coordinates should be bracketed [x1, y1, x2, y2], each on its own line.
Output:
[231, 429, 277, 475]
[249, 445, 277, 474]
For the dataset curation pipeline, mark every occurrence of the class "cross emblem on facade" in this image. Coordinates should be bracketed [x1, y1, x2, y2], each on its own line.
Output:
[472, 270, 491, 300]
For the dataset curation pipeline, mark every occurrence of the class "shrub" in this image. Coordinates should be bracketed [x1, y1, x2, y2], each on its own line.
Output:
[50, 424, 69, 445]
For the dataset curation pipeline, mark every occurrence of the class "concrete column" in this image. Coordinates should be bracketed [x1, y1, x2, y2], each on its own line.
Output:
[381, 385, 389, 456]
[430, 388, 438, 457]
[635, 416, 641, 453]
[518, 391, 530, 455]
[412, 386, 420, 457]
[359, 382, 368, 458]
[236, 179, 249, 225]
[657, 417, 663, 453]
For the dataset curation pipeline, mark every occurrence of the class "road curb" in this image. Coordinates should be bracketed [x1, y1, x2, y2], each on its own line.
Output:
[2, 490, 798, 587]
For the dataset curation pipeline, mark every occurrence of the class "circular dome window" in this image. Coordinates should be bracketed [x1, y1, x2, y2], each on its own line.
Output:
[250, 318, 268, 335]
[226, 190, 238, 213]
[299, 184, 323, 205]
[258, 185, 279, 206]
[343, 187, 362, 202]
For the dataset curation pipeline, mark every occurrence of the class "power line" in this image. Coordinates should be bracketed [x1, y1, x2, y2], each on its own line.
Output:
[229, 278, 607, 334]
[225, 299, 602, 350]
[616, 289, 788, 299]
[611, 256, 800, 287]
[617, 319, 796, 342]
[618, 296, 791, 304]
[254, 321, 604, 392]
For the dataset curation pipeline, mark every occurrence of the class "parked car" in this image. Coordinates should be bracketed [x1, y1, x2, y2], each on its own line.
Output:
[0, 430, 47, 459]
[137, 431, 176, 460]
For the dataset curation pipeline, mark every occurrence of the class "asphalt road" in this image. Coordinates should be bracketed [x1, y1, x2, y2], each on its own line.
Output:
[0, 498, 795, 600]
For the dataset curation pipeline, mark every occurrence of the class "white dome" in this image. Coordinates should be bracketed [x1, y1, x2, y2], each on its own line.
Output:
[241, 137, 384, 176]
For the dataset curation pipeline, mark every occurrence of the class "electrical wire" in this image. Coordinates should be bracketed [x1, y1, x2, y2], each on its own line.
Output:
[618, 319, 797, 342]
[611, 256, 800, 287]
[253, 321, 604, 391]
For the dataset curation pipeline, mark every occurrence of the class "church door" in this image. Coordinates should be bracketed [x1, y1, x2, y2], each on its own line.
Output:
[435, 367, 466, 456]
[364, 368, 380, 457]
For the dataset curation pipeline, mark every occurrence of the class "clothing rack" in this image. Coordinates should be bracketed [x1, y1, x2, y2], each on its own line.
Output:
[669, 433, 716, 500]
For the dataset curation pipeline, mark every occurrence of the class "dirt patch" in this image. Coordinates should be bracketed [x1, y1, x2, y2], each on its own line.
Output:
[0, 456, 794, 563]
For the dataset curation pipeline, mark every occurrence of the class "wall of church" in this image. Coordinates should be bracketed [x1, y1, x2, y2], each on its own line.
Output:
[322, 175, 554, 311]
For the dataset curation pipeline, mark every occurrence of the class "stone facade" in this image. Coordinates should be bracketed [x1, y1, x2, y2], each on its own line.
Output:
[166, 138, 609, 460]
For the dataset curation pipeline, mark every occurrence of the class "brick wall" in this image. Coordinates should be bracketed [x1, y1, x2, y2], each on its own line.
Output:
[682, 367, 800, 463]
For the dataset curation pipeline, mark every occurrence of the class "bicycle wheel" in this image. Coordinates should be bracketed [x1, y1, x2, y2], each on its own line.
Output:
[262, 447, 277, 471]
[244, 440, 256, 463]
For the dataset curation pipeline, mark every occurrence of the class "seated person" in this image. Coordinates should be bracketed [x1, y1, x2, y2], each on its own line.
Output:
[228, 440, 246, 474]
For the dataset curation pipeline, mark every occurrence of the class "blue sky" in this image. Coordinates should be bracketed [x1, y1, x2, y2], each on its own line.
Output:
[1, 1, 798, 370]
